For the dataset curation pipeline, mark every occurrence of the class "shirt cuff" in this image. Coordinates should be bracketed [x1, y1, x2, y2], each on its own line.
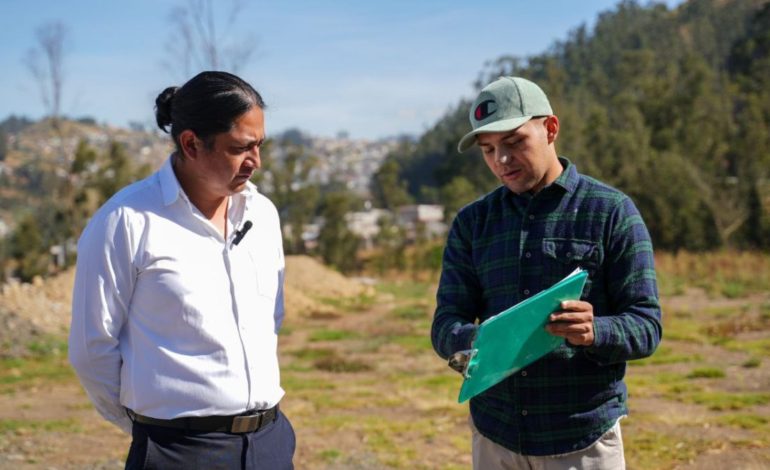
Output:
[452, 323, 479, 353]
[584, 316, 610, 361]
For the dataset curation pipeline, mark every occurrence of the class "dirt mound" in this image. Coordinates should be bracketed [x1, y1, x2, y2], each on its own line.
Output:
[283, 255, 371, 317]
[285, 255, 368, 295]
[0, 255, 366, 355]
[0, 271, 74, 356]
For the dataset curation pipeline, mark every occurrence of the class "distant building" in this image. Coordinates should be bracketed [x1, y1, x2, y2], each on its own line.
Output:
[345, 208, 392, 249]
[270, 133, 399, 197]
[396, 204, 447, 241]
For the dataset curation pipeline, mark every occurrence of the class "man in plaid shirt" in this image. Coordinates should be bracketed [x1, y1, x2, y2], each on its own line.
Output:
[431, 76, 662, 469]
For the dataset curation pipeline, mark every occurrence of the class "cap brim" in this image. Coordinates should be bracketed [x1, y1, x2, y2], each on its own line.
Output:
[457, 115, 533, 153]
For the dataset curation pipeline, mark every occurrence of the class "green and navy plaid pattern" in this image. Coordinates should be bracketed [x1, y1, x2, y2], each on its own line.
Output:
[432, 158, 662, 456]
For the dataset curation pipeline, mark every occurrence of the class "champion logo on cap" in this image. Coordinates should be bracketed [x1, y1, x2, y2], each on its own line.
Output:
[474, 100, 497, 121]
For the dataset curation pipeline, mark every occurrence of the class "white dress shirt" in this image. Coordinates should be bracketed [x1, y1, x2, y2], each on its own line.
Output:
[69, 156, 285, 434]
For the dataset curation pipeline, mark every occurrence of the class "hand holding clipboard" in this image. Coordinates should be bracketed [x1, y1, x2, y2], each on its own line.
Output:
[456, 268, 588, 403]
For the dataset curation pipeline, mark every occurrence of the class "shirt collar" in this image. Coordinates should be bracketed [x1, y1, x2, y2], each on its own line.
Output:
[552, 157, 578, 194]
[503, 156, 578, 208]
[158, 154, 260, 207]
[159, 155, 181, 206]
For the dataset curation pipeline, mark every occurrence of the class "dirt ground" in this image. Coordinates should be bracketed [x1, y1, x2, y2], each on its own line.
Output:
[0, 258, 768, 469]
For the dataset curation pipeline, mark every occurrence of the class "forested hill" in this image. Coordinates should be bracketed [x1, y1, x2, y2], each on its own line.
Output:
[372, 0, 770, 251]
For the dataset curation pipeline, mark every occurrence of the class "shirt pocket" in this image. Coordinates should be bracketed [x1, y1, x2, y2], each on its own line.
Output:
[542, 238, 600, 298]
[247, 249, 280, 300]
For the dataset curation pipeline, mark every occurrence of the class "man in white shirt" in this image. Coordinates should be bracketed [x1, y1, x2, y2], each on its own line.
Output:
[69, 71, 295, 469]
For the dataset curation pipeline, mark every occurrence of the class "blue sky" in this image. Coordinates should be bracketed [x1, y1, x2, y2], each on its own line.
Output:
[0, 0, 683, 140]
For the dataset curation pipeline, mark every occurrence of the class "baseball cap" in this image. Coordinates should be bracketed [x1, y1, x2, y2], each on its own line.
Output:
[457, 76, 553, 153]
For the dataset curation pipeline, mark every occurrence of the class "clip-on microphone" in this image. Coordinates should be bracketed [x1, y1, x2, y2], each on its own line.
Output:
[232, 221, 253, 247]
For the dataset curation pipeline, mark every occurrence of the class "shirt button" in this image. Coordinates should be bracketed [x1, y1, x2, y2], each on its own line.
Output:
[566, 252, 572, 258]
[521, 371, 527, 377]
[525, 252, 531, 258]
[523, 289, 530, 296]
[522, 410, 528, 416]
[528, 214, 534, 220]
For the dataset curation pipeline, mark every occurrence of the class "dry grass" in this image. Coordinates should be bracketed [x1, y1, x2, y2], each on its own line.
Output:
[0, 251, 769, 469]
[655, 250, 770, 298]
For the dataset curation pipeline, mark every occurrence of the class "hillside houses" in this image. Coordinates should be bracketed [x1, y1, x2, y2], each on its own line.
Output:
[306, 204, 447, 250]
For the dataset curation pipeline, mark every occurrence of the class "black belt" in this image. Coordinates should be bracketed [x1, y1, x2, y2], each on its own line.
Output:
[127, 404, 279, 434]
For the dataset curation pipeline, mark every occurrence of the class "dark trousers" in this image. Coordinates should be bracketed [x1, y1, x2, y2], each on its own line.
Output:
[125, 410, 295, 470]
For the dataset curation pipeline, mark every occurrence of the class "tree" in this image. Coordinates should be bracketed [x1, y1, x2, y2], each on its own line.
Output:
[728, 3, 770, 248]
[164, 0, 256, 77]
[8, 214, 49, 282]
[95, 142, 150, 201]
[384, 0, 770, 250]
[24, 21, 68, 124]
[370, 158, 412, 210]
[370, 213, 407, 273]
[0, 129, 7, 162]
[317, 190, 362, 273]
[256, 139, 321, 254]
[439, 176, 480, 223]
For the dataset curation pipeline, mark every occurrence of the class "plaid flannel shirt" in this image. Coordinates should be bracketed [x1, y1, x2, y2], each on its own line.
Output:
[432, 158, 662, 456]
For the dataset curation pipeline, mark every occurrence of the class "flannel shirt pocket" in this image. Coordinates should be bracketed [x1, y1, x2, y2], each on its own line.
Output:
[542, 238, 600, 298]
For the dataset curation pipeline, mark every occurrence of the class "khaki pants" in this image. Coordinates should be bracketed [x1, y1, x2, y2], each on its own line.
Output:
[470, 417, 625, 470]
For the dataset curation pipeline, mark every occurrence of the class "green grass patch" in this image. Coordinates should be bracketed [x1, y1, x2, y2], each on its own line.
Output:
[632, 344, 700, 366]
[289, 347, 335, 361]
[625, 429, 714, 469]
[319, 448, 342, 463]
[376, 280, 434, 301]
[662, 315, 708, 343]
[656, 275, 686, 297]
[281, 362, 314, 373]
[702, 305, 745, 319]
[280, 374, 336, 392]
[721, 337, 770, 356]
[0, 338, 75, 393]
[26, 337, 68, 356]
[627, 371, 690, 397]
[742, 357, 761, 368]
[761, 303, 770, 319]
[319, 292, 376, 313]
[0, 418, 82, 434]
[664, 380, 705, 397]
[391, 335, 433, 353]
[720, 281, 747, 299]
[356, 417, 426, 468]
[392, 304, 429, 320]
[0, 335, 69, 359]
[683, 391, 770, 411]
[308, 329, 360, 342]
[414, 373, 460, 392]
[313, 354, 372, 373]
[686, 367, 726, 379]
[718, 413, 768, 430]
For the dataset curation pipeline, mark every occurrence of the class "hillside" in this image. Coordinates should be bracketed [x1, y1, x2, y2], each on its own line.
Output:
[0, 118, 171, 229]
[378, 0, 770, 251]
[0, 118, 398, 236]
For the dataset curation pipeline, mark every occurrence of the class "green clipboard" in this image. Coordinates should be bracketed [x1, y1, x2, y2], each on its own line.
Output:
[458, 268, 588, 403]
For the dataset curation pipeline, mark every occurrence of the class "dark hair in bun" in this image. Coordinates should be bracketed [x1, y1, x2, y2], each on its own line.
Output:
[154, 86, 179, 133]
[153, 71, 265, 152]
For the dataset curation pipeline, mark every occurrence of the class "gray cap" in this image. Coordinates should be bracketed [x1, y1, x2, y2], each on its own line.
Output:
[457, 76, 553, 153]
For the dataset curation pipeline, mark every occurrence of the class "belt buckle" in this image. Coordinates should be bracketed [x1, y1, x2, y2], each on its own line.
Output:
[231, 412, 263, 433]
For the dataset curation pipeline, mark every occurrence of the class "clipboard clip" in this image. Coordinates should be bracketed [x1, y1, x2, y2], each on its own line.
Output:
[448, 349, 477, 378]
